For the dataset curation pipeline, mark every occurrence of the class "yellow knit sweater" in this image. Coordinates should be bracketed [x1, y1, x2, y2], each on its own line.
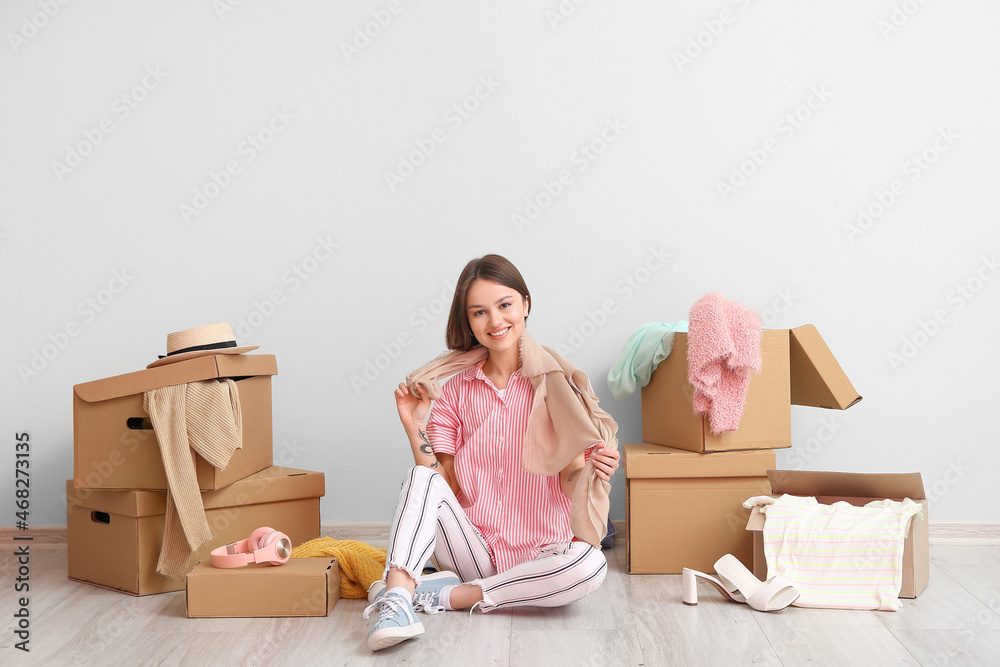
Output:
[291, 538, 387, 599]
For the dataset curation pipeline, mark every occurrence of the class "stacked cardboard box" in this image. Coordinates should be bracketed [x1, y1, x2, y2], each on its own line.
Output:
[625, 324, 926, 599]
[67, 354, 326, 599]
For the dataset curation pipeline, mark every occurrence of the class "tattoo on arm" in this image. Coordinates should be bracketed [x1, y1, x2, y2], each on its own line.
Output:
[418, 430, 438, 468]
[566, 468, 581, 482]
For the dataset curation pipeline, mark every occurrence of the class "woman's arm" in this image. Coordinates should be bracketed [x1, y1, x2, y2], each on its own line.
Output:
[559, 450, 588, 499]
[435, 452, 461, 498]
[560, 444, 621, 497]
[395, 383, 460, 493]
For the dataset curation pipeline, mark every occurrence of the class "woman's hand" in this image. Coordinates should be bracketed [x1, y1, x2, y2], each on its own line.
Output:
[395, 383, 431, 431]
[591, 444, 620, 482]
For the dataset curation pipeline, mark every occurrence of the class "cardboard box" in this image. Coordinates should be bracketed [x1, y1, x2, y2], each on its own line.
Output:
[186, 558, 340, 618]
[745, 470, 928, 598]
[641, 325, 862, 453]
[625, 443, 774, 574]
[73, 354, 277, 490]
[66, 466, 323, 596]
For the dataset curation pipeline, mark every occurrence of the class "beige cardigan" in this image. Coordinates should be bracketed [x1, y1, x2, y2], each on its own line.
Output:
[405, 330, 618, 548]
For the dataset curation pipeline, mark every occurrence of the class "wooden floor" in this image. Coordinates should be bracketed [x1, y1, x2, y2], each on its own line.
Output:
[4, 525, 1000, 666]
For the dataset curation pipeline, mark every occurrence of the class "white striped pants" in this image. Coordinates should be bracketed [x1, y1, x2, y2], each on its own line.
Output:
[384, 465, 608, 613]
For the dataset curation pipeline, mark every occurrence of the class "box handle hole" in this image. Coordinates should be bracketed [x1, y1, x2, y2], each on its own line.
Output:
[126, 418, 153, 430]
[91, 511, 111, 525]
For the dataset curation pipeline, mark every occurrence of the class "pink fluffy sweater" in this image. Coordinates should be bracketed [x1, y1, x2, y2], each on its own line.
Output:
[687, 292, 763, 433]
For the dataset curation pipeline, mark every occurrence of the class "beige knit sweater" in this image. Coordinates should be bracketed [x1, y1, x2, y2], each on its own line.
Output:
[405, 330, 618, 548]
[144, 379, 243, 579]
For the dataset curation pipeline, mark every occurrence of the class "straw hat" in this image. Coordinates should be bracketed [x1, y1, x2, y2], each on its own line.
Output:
[147, 322, 259, 369]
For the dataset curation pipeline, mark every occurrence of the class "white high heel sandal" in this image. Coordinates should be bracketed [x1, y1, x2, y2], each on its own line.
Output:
[682, 566, 745, 606]
[683, 554, 799, 612]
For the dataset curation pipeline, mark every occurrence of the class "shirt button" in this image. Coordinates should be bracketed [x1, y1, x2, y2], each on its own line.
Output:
[500, 436, 505, 443]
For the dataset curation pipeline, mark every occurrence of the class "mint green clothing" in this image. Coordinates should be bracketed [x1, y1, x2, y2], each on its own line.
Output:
[607, 322, 688, 399]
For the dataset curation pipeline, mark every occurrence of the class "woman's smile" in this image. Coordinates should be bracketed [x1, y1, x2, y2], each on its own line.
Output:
[466, 278, 528, 354]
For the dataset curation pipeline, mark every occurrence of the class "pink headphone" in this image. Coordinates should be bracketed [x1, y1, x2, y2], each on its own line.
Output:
[210, 527, 292, 568]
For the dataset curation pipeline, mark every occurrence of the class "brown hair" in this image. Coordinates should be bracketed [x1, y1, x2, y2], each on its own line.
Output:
[445, 254, 531, 351]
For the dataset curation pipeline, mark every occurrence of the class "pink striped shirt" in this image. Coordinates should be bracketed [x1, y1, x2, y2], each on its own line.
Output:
[426, 360, 577, 573]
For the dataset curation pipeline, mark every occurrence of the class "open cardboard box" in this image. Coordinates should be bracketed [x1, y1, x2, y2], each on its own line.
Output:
[186, 558, 340, 618]
[745, 470, 928, 599]
[73, 354, 277, 490]
[641, 325, 862, 453]
[625, 443, 774, 574]
[66, 466, 323, 596]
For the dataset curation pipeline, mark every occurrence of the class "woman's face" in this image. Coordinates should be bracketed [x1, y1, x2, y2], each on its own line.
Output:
[465, 278, 529, 355]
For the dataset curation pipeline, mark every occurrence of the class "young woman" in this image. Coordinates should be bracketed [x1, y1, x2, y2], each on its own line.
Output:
[363, 254, 621, 652]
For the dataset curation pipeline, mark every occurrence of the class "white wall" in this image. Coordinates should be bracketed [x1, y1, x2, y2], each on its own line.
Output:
[2, 0, 998, 526]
